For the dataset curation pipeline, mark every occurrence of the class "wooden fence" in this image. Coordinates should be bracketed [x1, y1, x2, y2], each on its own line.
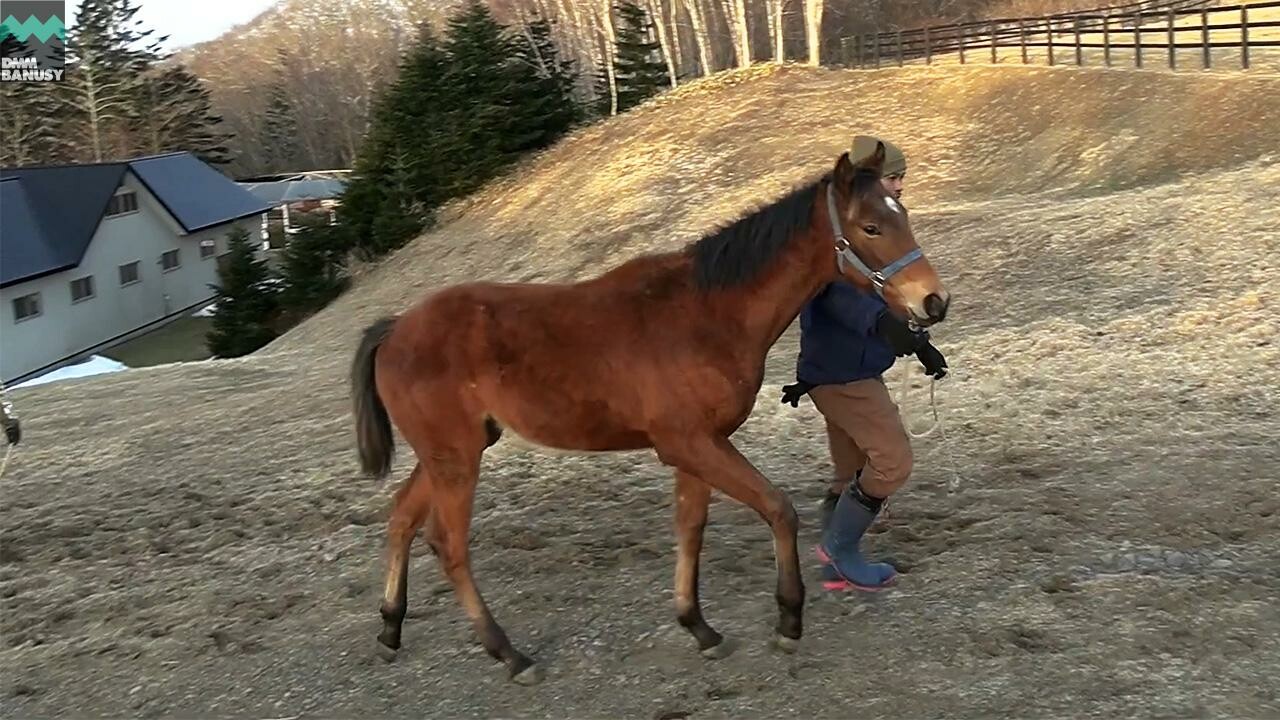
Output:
[836, 0, 1280, 70]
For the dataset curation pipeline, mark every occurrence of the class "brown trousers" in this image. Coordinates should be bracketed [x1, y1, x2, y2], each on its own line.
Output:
[809, 377, 914, 499]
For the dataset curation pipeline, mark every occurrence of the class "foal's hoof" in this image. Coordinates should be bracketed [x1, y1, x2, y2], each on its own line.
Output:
[511, 662, 545, 686]
[700, 637, 737, 660]
[374, 641, 399, 663]
[772, 634, 801, 654]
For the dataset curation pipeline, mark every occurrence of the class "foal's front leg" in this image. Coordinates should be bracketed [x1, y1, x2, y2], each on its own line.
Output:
[656, 434, 805, 652]
[672, 470, 732, 658]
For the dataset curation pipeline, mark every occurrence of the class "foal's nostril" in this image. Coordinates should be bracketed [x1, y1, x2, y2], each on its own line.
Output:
[924, 293, 948, 322]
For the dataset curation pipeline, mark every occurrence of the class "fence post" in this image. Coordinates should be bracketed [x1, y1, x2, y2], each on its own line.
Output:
[1167, 9, 1176, 70]
[1019, 19, 1027, 63]
[990, 21, 998, 63]
[1242, 5, 1250, 69]
[1134, 12, 1143, 68]
[1103, 11, 1111, 67]
[924, 27, 932, 65]
[959, 24, 966, 64]
[1201, 7, 1210, 69]
[1074, 15, 1083, 65]
[874, 30, 881, 69]
[1047, 17, 1055, 66]
[896, 30, 903, 66]
[857, 34, 864, 68]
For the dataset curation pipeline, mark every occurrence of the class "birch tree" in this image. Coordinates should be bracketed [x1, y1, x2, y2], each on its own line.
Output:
[766, 0, 787, 62]
[646, 0, 680, 87]
[683, 0, 714, 75]
[596, 0, 620, 116]
[722, 0, 752, 68]
[805, 0, 824, 65]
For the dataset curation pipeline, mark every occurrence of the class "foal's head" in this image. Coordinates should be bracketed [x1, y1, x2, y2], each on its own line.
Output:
[825, 143, 950, 327]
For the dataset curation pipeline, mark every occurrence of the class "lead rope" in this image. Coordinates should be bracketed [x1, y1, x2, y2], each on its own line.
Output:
[0, 444, 12, 481]
[897, 362, 964, 494]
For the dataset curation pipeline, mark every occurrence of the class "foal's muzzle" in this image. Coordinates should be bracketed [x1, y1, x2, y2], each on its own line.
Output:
[923, 293, 949, 324]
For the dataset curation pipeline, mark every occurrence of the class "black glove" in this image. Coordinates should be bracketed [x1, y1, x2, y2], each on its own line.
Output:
[915, 341, 948, 379]
[780, 380, 814, 407]
[875, 311, 923, 357]
[4, 421, 18, 446]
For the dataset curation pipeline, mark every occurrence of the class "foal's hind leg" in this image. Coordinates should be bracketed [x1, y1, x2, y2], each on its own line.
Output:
[672, 470, 730, 658]
[421, 430, 542, 685]
[377, 462, 430, 659]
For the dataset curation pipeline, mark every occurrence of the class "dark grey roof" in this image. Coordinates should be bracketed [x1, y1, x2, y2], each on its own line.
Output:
[1, 152, 272, 288]
[0, 178, 61, 288]
[129, 153, 272, 233]
[0, 162, 127, 288]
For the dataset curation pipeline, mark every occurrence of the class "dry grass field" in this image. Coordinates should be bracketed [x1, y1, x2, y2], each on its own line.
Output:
[1, 63, 1278, 719]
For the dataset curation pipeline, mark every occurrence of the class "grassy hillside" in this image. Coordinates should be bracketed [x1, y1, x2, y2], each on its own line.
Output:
[2, 63, 1277, 718]
[273, 62, 1280, 357]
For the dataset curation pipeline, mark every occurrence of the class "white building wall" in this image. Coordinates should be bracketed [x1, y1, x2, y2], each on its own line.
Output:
[0, 170, 260, 383]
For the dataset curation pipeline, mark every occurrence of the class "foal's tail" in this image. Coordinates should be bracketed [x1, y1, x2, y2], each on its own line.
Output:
[351, 315, 399, 479]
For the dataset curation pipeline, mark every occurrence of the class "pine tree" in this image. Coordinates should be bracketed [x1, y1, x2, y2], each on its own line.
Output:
[59, 0, 166, 162]
[611, 1, 668, 113]
[337, 23, 452, 257]
[278, 216, 350, 316]
[133, 63, 233, 164]
[366, 149, 428, 257]
[510, 14, 584, 148]
[441, 1, 580, 188]
[205, 226, 280, 358]
[0, 33, 63, 166]
[335, 1, 580, 263]
[262, 77, 299, 173]
[440, 0, 521, 191]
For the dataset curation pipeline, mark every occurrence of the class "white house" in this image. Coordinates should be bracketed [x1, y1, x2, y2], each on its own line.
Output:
[0, 151, 273, 385]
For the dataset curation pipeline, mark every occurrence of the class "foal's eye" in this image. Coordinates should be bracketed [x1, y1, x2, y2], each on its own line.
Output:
[862, 224, 881, 236]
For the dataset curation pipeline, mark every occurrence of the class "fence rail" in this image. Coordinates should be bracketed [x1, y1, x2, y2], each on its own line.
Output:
[836, 0, 1279, 70]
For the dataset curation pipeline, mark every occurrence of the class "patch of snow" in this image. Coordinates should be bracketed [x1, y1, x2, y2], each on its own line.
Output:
[193, 302, 218, 317]
[14, 355, 131, 389]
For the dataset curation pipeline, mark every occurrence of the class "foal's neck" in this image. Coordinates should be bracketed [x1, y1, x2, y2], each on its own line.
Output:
[712, 189, 837, 354]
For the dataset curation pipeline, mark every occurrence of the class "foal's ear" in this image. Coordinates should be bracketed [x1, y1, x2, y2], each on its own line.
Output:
[833, 151, 855, 190]
[853, 141, 886, 175]
[833, 143, 885, 194]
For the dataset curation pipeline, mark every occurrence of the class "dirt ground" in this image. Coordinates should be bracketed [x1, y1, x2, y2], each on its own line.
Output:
[2, 64, 1278, 719]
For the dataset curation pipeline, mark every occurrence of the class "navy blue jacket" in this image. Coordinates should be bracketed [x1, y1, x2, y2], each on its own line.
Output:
[796, 281, 898, 386]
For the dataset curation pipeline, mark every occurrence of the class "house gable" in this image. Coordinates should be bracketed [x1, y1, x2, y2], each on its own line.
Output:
[129, 153, 272, 233]
[0, 163, 129, 288]
[0, 153, 272, 290]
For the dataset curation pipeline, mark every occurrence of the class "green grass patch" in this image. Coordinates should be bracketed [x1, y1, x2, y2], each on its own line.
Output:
[102, 315, 215, 368]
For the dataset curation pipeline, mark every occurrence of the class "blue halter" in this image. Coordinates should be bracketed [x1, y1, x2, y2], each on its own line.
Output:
[825, 183, 923, 297]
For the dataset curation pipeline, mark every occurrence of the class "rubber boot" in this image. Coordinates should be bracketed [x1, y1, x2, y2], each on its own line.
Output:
[818, 470, 861, 536]
[816, 482, 897, 591]
[818, 490, 840, 534]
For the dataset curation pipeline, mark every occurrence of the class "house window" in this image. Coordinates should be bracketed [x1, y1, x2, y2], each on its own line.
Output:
[119, 261, 140, 286]
[161, 249, 180, 271]
[106, 191, 139, 217]
[70, 275, 95, 303]
[200, 238, 216, 259]
[12, 292, 40, 322]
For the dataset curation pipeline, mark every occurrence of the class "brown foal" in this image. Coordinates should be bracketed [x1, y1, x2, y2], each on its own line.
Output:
[349, 143, 950, 684]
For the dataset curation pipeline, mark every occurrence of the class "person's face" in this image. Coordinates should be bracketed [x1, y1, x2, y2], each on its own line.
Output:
[881, 173, 905, 199]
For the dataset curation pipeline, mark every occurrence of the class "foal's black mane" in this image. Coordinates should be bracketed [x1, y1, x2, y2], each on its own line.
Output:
[688, 166, 881, 290]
